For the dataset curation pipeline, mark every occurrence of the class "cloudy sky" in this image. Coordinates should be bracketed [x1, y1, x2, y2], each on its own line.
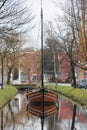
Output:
[25, 0, 65, 48]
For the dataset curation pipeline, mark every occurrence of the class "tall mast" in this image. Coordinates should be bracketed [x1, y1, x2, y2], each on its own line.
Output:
[41, 0, 44, 88]
[41, 1, 44, 129]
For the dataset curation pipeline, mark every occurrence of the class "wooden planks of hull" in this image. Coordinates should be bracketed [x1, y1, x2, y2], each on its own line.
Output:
[26, 88, 58, 104]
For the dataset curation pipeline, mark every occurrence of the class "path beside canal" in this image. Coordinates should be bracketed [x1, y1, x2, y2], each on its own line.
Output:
[0, 85, 18, 109]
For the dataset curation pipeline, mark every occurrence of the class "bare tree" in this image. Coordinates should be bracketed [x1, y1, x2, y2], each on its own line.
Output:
[50, 0, 87, 87]
[0, 0, 34, 33]
[44, 22, 59, 83]
[3, 32, 24, 85]
[49, 0, 79, 87]
[68, 0, 87, 70]
[0, 38, 8, 88]
[0, 0, 34, 87]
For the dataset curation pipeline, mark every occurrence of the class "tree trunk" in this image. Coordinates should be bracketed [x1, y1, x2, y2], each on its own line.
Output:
[1, 59, 4, 89]
[71, 104, 77, 130]
[71, 61, 77, 88]
[7, 68, 11, 85]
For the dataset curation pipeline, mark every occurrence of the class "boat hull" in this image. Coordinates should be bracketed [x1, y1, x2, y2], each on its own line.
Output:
[27, 88, 58, 104]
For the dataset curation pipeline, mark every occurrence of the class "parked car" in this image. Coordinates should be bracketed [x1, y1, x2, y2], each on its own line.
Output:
[77, 78, 87, 89]
[71, 78, 87, 89]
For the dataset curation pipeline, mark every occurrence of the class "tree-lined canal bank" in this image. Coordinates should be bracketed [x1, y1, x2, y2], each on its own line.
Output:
[45, 85, 87, 109]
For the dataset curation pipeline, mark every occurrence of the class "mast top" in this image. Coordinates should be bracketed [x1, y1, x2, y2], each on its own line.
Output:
[41, 0, 42, 8]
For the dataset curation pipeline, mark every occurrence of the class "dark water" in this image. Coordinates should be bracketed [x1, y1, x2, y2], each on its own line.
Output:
[0, 93, 87, 130]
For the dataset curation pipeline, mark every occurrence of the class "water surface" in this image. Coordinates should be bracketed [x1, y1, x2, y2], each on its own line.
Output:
[0, 93, 87, 130]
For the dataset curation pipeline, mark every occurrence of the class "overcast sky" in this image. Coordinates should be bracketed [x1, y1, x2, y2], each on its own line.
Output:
[25, 0, 65, 49]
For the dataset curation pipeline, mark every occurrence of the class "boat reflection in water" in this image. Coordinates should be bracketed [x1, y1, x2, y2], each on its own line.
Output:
[25, 83, 58, 130]
[28, 102, 58, 118]
[27, 99, 58, 130]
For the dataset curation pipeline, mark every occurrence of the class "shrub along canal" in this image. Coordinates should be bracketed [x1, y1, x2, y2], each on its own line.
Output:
[0, 92, 87, 130]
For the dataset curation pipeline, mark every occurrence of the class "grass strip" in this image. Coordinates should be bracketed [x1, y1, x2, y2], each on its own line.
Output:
[45, 85, 87, 109]
[0, 85, 18, 109]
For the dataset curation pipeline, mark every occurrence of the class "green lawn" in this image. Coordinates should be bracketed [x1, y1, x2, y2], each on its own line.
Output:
[0, 85, 18, 109]
[45, 84, 87, 109]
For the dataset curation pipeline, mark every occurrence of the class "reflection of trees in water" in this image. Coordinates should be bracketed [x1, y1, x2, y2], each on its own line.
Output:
[1, 110, 3, 130]
[7, 99, 28, 129]
[0, 95, 28, 129]
[71, 104, 77, 130]
[47, 116, 55, 130]
[8, 102, 15, 130]
[0, 103, 15, 130]
[1, 104, 10, 129]
[54, 98, 77, 130]
[0, 94, 41, 130]
[45, 110, 59, 130]
[26, 113, 40, 129]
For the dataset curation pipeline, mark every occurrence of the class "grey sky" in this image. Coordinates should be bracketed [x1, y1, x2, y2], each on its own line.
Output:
[25, 0, 65, 49]
[29, 0, 57, 20]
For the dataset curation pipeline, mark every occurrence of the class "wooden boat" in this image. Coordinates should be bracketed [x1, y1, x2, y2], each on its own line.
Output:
[24, 0, 58, 106]
[26, 2, 58, 130]
[27, 103, 58, 118]
[26, 88, 58, 104]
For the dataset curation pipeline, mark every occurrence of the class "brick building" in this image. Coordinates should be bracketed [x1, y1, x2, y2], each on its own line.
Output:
[1, 48, 86, 85]
[57, 53, 72, 82]
[12, 50, 72, 84]
[10, 49, 41, 84]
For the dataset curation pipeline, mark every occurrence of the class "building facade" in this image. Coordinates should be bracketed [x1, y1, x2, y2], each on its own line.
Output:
[12, 49, 41, 84]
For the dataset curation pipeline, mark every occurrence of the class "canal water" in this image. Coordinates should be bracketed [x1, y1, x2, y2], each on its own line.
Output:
[0, 93, 87, 130]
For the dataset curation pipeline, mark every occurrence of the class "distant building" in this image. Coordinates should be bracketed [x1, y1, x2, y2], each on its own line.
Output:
[57, 53, 72, 82]
[1, 48, 87, 85]
[12, 49, 41, 84]
[0, 48, 41, 85]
